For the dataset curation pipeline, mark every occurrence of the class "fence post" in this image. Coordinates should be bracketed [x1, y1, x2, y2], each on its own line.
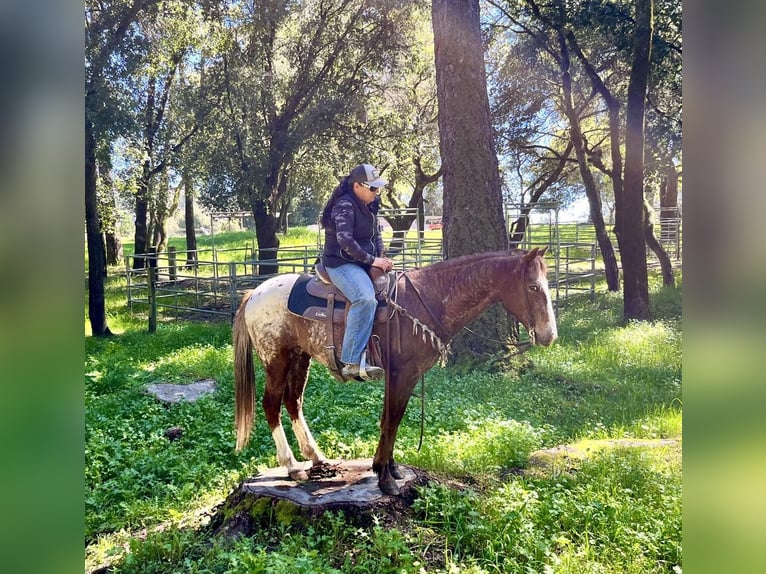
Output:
[229, 262, 237, 319]
[590, 243, 596, 302]
[168, 246, 176, 281]
[126, 253, 133, 314]
[148, 247, 158, 333]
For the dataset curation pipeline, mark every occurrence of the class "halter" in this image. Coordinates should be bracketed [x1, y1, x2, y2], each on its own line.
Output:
[453, 254, 540, 354]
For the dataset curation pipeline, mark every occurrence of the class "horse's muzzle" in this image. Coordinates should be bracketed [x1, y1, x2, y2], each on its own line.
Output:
[534, 327, 557, 347]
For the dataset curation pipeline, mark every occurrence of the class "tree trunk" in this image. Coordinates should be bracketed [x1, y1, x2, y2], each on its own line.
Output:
[133, 162, 150, 269]
[384, 158, 441, 254]
[105, 233, 123, 266]
[433, 0, 510, 361]
[660, 162, 679, 239]
[252, 196, 281, 276]
[152, 167, 181, 255]
[622, 0, 653, 321]
[558, 31, 620, 291]
[97, 160, 122, 267]
[566, 32, 625, 245]
[85, 117, 112, 337]
[184, 173, 198, 266]
[643, 202, 674, 286]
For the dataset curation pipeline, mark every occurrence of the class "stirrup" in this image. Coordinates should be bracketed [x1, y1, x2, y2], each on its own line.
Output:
[358, 350, 384, 380]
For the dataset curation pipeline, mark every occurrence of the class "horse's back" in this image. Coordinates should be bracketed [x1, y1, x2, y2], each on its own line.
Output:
[242, 274, 302, 355]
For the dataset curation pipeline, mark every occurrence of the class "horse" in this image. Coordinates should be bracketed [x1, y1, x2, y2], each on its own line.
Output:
[233, 247, 558, 495]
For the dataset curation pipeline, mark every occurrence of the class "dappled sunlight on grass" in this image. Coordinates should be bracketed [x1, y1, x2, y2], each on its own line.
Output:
[405, 418, 545, 478]
[142, 343, 233, 384]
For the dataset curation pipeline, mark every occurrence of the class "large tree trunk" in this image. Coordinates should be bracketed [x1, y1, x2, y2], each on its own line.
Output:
[558, 31, 620, 291]
[85, 118, 112, 337]
[621, 0, 653, 321]
[433, 0, 511, 361]
[183, 173, 198, 266]
[105, 233, 123, 267]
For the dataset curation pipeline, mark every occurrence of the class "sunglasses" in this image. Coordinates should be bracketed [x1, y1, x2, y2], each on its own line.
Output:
[359, 182, 381, 193]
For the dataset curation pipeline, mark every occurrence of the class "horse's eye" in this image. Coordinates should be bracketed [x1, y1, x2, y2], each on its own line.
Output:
[529, 284, 540, 292]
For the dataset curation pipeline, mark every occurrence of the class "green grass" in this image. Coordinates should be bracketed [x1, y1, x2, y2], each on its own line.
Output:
[86, 229, 681, 573]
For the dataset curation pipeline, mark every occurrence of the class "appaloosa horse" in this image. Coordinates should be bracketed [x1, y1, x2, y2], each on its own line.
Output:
[233, 248, 557, 495]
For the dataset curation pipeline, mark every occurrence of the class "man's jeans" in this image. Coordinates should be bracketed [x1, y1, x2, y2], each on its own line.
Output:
[324, 263, 376, 365]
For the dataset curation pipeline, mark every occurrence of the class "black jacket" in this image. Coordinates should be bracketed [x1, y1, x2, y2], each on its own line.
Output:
[322, 195, 384, 269]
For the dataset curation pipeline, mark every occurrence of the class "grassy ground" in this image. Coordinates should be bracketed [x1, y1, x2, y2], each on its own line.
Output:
[85, 232, 682, 573]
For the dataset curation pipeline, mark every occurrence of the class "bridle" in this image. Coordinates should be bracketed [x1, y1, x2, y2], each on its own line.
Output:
[387, 254, 545, 358]
[521, 258, 538, 347]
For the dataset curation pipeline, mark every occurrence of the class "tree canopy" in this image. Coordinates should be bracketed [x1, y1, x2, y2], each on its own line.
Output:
[85, 0, 682, 333]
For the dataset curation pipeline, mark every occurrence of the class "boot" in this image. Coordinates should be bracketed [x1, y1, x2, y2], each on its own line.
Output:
[341, 363, 385, 381]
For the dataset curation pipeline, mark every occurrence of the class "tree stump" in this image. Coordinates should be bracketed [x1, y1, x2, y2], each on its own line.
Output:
[210, 458, 432, 537]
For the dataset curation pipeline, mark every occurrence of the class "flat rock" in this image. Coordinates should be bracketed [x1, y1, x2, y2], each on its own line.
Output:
[527, 437, 680, 472]
[146, 379, 217, 403]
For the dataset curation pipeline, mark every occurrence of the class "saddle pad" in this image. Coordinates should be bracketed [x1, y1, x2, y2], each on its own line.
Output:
[288, 274, 389, 322]
[287, 274, 347, 318]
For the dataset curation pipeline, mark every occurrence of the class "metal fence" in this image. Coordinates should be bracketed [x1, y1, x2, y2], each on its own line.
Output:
[125, 240, 600, 324]
[124, 203, 680, 324]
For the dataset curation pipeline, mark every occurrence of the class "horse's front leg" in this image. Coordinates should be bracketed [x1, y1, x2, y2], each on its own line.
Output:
[373, 374, 418, 495]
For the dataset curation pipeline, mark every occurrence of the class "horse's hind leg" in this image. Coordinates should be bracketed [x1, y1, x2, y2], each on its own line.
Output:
[283, 350, 328, 467]
[262, 352, 307, 481]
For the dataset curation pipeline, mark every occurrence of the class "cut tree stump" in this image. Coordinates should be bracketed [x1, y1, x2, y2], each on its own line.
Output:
[209, 458, 432, 537]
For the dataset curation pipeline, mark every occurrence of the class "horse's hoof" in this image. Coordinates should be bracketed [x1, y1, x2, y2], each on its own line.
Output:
[379, 476, 401, 496]
[289, 469, 308, 481]
[389, 462, 404, 480]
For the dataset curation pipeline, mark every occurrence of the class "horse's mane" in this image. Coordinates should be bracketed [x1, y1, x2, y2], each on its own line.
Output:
[411, 249, 530, 275]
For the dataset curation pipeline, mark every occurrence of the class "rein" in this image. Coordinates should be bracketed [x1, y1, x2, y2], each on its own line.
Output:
[381, 271, 450, 453]
[460, 325, 533, 356]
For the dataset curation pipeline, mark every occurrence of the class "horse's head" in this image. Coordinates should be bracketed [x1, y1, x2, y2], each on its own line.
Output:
[503, 247, 558, 347]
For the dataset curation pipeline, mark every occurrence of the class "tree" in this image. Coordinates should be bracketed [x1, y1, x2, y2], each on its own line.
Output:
[85, 0, 163, 336]
[557, 27, 621, 291]
[200, 0, 417, 275]
[129, 3, 200, 268]
[484, 0, 621, 289]
[621, 0, 653, 320]
[488, 0, 680, 299]
[432, 0, 510, 360]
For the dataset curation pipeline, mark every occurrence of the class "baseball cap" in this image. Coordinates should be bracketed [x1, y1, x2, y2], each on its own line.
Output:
[350, 163, 387, 188]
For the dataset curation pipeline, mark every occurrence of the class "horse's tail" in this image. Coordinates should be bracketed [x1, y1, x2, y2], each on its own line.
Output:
[233, 292, 256, 451]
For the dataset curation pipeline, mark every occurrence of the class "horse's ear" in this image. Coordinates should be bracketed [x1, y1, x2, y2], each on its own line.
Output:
[522, 248, 539, 265]
[522, 246, 547, 265]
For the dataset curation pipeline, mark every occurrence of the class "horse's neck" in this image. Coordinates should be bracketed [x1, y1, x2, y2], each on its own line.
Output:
[408, 255, 518, 338]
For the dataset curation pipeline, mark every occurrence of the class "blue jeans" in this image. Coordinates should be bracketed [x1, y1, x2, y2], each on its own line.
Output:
[324, 263, 376, 365]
